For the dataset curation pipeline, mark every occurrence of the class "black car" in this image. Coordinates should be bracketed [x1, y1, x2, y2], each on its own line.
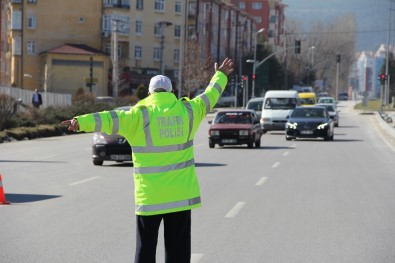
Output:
[92, 106, 132, 166]
[285, 106, 334, 141]
[208, 110, 262, 148]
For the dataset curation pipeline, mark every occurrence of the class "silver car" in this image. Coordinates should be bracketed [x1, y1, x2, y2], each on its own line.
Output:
[316, 103, 339, 127]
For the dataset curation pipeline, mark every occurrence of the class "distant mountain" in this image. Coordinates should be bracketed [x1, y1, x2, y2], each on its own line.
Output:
[284, 0, 390, 52]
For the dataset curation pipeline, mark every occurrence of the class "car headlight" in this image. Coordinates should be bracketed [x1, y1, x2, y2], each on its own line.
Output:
[317, 123, 328, 129]
[286, 122, 297, 129]
[92, 133, 106, 144]
[210, 130, 219, 136]
[239, 130, 249, 136]
[260, 118, 271, 123]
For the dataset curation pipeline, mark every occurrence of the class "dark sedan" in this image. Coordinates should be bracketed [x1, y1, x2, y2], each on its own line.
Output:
[285, 106, 334, 141]
[208, 110, 262, 148]
[92, 106, 132, 166]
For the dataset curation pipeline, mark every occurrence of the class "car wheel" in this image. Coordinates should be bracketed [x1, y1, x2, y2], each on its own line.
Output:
[209, 142, 215, 148]
[93, 160, 103, 166]
[335, 122, 339, 127]
[247, 141, 254, 148]
[255, 137, 261, 148]
[286, 136, 292, 141]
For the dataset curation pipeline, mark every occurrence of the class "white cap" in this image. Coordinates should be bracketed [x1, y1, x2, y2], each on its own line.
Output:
[148, 75, 173, 93]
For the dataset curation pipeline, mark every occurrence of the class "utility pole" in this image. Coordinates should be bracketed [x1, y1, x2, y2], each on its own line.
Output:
[112, 19, 119, 97]
[336, 54, 341, 101]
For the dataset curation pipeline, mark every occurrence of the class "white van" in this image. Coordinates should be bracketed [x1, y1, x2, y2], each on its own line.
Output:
[260, 90, 299, 133]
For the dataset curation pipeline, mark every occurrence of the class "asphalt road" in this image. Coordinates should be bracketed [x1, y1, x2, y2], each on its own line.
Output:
[1, 101, 395, 263]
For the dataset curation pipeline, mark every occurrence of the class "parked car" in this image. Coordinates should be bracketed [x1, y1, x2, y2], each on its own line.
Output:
[208, 110, 262, 148]
[316, 103, 339, 127]
[92, 106, 132, 166]
[285, 106, 334, 141]
[246, 97, 264, 119]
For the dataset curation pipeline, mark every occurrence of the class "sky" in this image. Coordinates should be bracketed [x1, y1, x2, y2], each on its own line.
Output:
[284, 0, 391, 52]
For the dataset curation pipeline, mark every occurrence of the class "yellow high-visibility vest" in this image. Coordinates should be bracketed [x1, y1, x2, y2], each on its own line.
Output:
[76, 71, 228, 215]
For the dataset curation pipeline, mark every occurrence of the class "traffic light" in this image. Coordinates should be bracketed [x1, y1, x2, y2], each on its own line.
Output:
[336, 54, 341, 63]
[252, 74, 256, 79]
[379, 73, 387, 85]
[294, 40, 301, 54]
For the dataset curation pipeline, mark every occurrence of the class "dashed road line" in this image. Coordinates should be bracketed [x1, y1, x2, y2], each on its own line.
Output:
[69, 176, 100, 186]
[272, 162, 280, 168]
[255, 177, 268, 186]
[191, 254, 204, 263]
[225, 202, 246, 218]
[283, 151, 289, 157]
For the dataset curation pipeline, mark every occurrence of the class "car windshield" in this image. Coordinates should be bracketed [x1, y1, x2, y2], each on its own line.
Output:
[299, 98, 315, 105]
[318, 98, 335, 103]
[321, 105, 335, 112]
[264, 98, 297, 110]
[247, 101, 263, 111]
[214, 112, 252, 124]
[292, 108, 327, 118]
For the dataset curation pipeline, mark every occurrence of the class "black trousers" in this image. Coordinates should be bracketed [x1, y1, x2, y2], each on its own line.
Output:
[134, 210, 191, 263]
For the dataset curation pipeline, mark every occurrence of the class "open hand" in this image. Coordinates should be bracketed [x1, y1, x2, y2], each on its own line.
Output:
[61, 118, 79, 132]
[215, 57, 234, 76]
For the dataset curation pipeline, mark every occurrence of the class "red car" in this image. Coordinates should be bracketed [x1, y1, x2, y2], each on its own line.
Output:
[208, 110, 262, 148]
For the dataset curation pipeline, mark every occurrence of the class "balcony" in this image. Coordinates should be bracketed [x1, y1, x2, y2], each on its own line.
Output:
[103, 3, 130, 9]
[10, 0, 22, 3]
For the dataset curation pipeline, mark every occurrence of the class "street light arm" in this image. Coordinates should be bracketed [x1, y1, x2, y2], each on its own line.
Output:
[255, 45, 297, 69]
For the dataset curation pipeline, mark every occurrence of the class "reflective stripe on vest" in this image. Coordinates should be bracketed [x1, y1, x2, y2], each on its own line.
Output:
[183, 101, 194, 141]
[136, 196, 201, 213]
[140, 106, 154, 147]
[198, 82, 222, 114]
[134, 158, 195, 174]
[93, 111, 119, 133]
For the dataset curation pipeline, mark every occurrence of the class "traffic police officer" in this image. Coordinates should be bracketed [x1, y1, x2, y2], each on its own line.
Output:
[62, 57, 234, 262]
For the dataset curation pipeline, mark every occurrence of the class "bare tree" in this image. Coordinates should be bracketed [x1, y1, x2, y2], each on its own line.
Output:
[182, 39, 213, 97]
[285, 14, 356, 94]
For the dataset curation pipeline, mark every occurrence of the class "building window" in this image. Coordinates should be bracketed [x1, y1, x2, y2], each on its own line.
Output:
[135, 45, 142, 60]
[175, 1, 181, 13]
[254, 16, 262, 23]
[153, 47, 161, 61]
[154, 0, 164, 11]
[12, 36, 21, 55]
[27, 15, 36, 29]
[154, 23, 161, 36]
[135, 20, 142, 34]
[27, 0, 37, 3]
[27, 40, 36, 55]
[174, 49, 180, 63]
[174, 25, 181, 38]
[239, 2, 245, 9]
[105, 44, 121, 57]
[11, 10, 22, 30]
[252, 2, 262, 9]
[136, 0, 143, 10]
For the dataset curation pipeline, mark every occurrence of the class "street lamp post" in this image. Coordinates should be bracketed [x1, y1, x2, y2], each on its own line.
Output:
[251, 28, 265, 98]
[158, 21, 173, 75]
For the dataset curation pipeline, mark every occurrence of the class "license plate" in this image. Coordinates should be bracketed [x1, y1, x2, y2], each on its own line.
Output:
[110, 154, 131, 161]
[300, 130, 313, 135]
[222, 139, 237, 143]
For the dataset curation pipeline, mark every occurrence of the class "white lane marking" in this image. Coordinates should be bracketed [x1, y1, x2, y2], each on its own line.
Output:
[225, 202, 246, 218]
[272, 162, 280, 168]
[194, 144, 204, 148]
[69, 176, 100, 186]
[292, 144, 297, 148]
[255, 177, 268, 186]
[191, 254, 204, 263]
[283, 151, 289, 157]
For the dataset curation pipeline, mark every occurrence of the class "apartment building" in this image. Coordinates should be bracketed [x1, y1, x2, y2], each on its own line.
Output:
[1, 0, 259, 98]
[228, 0, 286, 47]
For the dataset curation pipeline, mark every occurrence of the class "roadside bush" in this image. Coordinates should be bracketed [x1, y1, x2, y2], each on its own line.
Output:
[0, 93, 17, 130]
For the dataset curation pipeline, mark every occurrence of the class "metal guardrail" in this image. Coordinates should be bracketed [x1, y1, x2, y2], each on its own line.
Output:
[0, 86, 72, 108]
